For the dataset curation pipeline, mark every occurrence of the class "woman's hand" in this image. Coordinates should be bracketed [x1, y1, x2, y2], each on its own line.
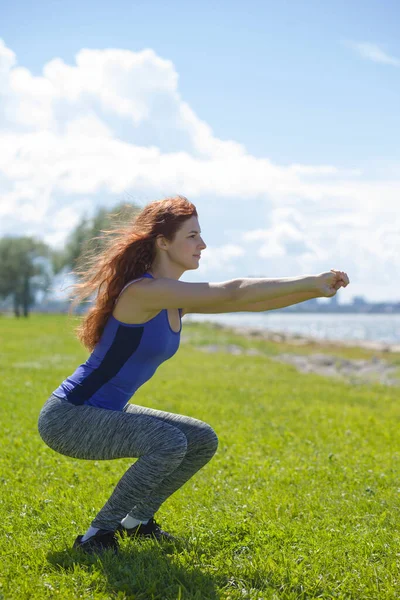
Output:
[315, 269, 350, 297]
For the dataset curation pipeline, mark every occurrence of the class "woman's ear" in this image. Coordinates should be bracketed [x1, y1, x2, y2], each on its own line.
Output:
[155, 235, 168, 251]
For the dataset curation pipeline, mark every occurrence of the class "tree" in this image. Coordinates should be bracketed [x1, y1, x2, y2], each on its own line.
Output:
[51, 202, 141, 275]
[0, 236, 52, 317]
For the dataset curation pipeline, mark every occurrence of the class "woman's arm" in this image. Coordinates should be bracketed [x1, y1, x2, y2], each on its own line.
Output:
[230, 275, 316, 304]
[129, 270, 348, 312]
[182, 271, 350, 315]
[182, 290, 320, 315]
[242, 290, 320, 312]
[128, 274, 315, 311]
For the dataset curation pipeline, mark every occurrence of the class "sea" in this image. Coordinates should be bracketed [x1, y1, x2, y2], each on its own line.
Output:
[183, 312, 400, 345]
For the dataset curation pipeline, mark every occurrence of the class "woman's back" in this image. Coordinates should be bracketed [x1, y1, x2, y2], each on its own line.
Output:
[52, 273, 182, 411]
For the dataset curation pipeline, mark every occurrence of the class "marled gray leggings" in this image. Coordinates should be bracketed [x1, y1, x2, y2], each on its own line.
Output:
[37, 394, 218, 530]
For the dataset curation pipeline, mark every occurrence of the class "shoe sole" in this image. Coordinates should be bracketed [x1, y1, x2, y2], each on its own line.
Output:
[73, 535, 119, 556]
[117, 526, 177, 541]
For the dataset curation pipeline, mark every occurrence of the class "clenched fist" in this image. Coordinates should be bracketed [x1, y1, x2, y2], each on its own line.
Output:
[315, 269, 350, 298]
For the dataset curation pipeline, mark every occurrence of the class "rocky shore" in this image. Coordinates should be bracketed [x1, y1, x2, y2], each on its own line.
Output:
[220, 324, 400, 354]
[185, 324, 400, 387]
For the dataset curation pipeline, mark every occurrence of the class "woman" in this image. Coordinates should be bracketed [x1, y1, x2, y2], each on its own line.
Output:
[37, 195, 349, 555]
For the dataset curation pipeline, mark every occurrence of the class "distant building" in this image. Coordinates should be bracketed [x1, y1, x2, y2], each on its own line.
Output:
[306, 298, 319, 307]
[352, 296, 367, 306]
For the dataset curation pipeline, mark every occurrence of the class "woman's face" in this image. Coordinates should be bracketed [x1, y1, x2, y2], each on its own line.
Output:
[160, 215, 207, 271]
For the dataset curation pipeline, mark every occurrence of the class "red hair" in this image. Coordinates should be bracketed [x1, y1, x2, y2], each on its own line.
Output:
[67, 195, 197, 351]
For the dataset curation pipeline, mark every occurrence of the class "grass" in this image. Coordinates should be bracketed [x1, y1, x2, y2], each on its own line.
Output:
[0, 313, 400, 599]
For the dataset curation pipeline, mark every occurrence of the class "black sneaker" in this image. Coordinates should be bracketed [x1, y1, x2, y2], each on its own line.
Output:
[116, 517, 176, 542]
[73, 529, 120, 555]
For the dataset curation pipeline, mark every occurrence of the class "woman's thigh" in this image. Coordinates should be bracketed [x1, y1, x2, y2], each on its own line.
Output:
[38, 394, 187, 460]
[124, 402, 218, 452]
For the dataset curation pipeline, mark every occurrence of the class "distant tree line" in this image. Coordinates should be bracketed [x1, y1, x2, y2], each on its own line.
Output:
[0, 202, 140, 317]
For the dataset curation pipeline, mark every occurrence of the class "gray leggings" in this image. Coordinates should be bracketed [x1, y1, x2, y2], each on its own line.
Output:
[37, 394, 218, 530]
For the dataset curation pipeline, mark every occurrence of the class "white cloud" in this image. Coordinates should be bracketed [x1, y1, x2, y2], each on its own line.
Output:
[345, 41, 400, 67]
[0, 39, 16, 76]
[239, 204, 400, 301]
[199, 244, 246, 274]
[0, 40, 399, 301]
[242, 207, 327, 263]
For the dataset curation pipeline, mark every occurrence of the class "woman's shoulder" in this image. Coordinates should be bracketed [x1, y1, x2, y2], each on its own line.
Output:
[113, 277, 159, 325]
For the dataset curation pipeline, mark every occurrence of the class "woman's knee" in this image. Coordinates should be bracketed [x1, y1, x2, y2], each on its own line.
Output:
[153, 427, 188, 458]
[206, 425, 219, 455]
[37, 403, 61, 451]
[194, 422, 219, 457]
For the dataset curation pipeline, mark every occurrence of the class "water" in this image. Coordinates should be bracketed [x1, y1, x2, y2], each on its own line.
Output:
[184, 312, 400, 345]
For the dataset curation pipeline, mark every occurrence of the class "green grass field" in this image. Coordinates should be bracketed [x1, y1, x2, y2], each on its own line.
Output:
[1, 314, 399, 599]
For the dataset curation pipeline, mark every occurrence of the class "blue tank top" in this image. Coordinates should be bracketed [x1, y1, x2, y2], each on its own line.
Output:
[52, 273, 182, 411]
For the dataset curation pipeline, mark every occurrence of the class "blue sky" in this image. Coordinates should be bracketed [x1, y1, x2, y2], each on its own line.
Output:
[1, 0, 399, 301]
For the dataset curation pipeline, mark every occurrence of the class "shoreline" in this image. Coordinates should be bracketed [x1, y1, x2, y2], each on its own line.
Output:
[185, 321, 400, 387]
[227, 324, 400, 354]
[192, 320, 400, 354]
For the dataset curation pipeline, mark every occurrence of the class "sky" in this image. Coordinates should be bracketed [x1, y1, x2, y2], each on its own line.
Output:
[0, 0, 399, 302]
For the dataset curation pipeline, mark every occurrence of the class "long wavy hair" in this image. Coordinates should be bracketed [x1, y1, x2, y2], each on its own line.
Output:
[67, 195, 198, 351]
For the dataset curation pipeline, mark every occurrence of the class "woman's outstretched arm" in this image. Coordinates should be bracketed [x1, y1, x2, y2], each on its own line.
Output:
[133, 270, 349, 314]
[240, 290, 320, 312]
[181, 270, 349, 315]
[182, 290, 320, 314]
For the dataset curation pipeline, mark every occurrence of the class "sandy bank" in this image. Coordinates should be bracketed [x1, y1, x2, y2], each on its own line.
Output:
[223, 324, 400, 354]
[183, 324, 400, 387]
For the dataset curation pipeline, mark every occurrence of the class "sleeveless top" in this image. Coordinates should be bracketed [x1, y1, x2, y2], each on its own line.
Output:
[51, 273, 182, 411]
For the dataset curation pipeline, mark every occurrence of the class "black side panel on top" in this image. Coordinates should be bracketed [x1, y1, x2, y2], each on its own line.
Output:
[66, 326, 145, 406]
